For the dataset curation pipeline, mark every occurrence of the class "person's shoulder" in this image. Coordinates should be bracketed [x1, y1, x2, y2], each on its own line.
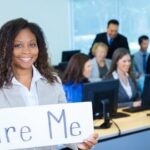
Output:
[134, 51, 140, 55]
[63, 82, 82, 93]
[117, 33, 127, 40]
[133, 51, 141, 59]
[104, 74, 114, 81]
[90, 57, 97, 64]
[63, 81, 73, 87]
[96, 32, 106, 37]
[38, 72, 62, 86]
[105, 58, 111, 63]
[53, 73, 62, 83]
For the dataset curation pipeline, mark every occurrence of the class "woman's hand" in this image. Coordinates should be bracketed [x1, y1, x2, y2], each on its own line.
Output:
[77, 133, 98, 150]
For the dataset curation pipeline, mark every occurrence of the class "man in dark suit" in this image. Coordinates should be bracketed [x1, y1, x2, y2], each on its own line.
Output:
[89, 19, 130, 59]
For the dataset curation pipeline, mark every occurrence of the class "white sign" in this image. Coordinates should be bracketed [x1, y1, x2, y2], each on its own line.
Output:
[0, 102, 93, 150]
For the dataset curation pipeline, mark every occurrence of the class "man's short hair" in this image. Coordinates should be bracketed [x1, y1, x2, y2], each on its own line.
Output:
[138, 35, 149, 45]
[107, 19, 119, 27]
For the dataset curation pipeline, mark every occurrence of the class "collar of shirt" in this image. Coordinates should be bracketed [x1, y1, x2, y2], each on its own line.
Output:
[112, 71, 129, 79]
[112, 71, 132, 98]
[107, 34, 116, 42]
[107, 34, 111, 42]
[139, 50, 148, 56]
[11, 66, 45, 106]
[12, 65, 44, 86]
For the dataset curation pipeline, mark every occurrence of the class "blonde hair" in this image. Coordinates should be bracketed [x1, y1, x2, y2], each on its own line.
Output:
[92, 42, 108, 56]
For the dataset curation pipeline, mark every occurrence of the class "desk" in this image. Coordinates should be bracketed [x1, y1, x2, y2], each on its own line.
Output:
[93, 109, 150, 150]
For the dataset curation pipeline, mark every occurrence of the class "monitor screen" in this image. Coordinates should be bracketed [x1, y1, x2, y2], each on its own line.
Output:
[82, 80, 119, 119]
[61, 50, 80, 62]
[142, 75, 150, 107]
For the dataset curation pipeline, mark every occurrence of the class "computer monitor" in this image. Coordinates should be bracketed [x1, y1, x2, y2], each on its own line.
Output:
[142, 75, 150, 107]
[82, 80, 119, 119]
[58, 61, 68, 72]
[123, 75, 150, 113]
[61, 50, 80, 62]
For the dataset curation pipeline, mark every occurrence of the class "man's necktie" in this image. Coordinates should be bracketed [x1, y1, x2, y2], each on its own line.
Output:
[109, 38, 113, 45]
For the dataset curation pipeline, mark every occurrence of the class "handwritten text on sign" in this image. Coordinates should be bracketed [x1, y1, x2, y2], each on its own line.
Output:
[0, 102, 93, 149]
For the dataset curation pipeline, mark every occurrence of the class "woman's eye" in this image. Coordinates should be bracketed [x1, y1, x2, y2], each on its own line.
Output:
[14, 44, 22, 48]
[29, 43, 37, 48]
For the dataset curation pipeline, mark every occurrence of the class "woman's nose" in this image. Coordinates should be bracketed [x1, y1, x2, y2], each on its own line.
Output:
[22, 45, 30, 53]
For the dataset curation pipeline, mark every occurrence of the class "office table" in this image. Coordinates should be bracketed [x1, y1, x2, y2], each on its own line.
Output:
[93, 109, 150, 150]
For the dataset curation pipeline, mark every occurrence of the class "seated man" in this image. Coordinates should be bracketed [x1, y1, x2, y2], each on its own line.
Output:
[133, 35, 149, 78]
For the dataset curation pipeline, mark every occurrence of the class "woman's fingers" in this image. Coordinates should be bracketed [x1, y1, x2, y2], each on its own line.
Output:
[77, 133, 99, 150]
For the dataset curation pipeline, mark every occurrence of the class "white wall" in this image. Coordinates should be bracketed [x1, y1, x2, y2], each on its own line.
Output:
[0, 0, 72, 65]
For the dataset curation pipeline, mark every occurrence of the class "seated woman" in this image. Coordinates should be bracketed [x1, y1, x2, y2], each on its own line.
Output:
[63, 53, 91, 102]
[89, 42, 111, 82]
[105, 48, 140, 107]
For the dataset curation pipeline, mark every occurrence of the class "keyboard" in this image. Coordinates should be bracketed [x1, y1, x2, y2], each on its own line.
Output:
[111, 112, 130, 118]
[93, 112, 130, 120]
[123, 106, 150, 113]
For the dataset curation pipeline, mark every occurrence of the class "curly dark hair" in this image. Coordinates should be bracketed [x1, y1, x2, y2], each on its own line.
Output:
[0, 18, 56, 88]
[63, 53, 89, 84]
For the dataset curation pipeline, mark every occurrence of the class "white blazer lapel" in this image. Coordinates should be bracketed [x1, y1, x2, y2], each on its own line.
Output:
[36, 80, 59, 105]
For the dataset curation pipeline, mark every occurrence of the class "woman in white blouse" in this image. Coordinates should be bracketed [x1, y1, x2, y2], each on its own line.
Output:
[0, 18, 98, 150]
[105, 48, 140, 106]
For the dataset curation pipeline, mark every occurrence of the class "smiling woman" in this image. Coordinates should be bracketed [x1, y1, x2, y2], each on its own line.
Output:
[0, 18, 56, 88]
[12, 28, 39, 88]
[105, 48, 140, 106]
[13, 29, 39, 66]
[0, 18, 98, 150]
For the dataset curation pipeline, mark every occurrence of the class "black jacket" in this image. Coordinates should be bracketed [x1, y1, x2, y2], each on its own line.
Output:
[89, 32, 130, 59]
[105, 75, 138, 103]
[146, 54, 150, 74]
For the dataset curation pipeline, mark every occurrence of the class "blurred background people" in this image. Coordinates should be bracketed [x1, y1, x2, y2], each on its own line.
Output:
[133, 35, 149, 94]
[105, 48, 140, 107]
[89, 19, 129, 59]
[133, 35, 149, 78]
[89, 42, 111, 82]
[63, 53, 91, 102]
